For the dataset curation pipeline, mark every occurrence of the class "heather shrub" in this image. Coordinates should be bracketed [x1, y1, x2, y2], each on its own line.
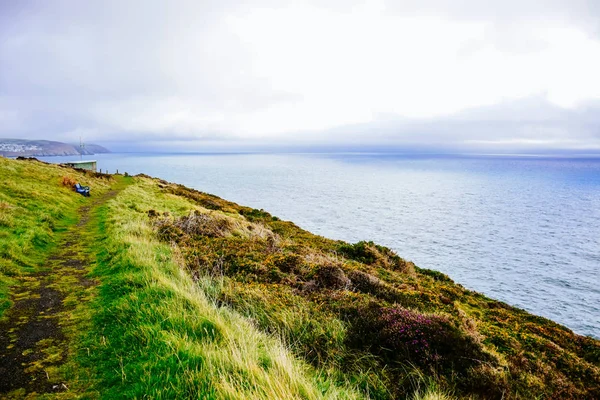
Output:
[577, 335, 600, 364]
[316, 265, 351, 290]
[154, 220, 185, 242]
[154, 211, 232, 241]
[338, 241, 379, 264]
[338, 241, 414, 274]
[166, 184, 229, 211]
[349, 305, 494, 374]
[196, 196, 224, 210]
[176, 210, 232, 238]
[417, 268, 454, 283]
[268, 253, 303, 274]
[348, 269, 385, 294]
[238, 207, 274, 222]
[347, 270, 426, 307]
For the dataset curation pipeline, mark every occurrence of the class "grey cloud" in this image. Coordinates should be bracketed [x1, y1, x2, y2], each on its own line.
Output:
[0, 0, 298, 140]
[301, 97, 600, 152]
[1, 1, 600, 153]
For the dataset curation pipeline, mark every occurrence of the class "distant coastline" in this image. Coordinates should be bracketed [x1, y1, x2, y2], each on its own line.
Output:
[0, 138, 110, 157]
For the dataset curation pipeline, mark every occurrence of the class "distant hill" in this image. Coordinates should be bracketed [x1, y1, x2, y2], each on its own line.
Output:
[0, 139, 110, 157]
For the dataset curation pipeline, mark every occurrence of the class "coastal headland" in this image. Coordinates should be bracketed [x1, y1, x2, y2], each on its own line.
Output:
[0, 139, 109, 157]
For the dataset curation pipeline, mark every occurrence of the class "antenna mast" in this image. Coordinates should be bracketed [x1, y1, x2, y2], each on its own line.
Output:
[79, 137, 85, 160]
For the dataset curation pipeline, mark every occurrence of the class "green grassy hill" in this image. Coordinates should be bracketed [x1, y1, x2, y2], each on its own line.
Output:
[0, 156, 598, 399]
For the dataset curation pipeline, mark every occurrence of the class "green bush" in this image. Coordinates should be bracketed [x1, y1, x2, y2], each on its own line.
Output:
[338, 241, 413, 273]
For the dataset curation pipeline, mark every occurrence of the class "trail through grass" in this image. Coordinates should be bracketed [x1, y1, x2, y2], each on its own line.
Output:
[1, 158, 365, 398]
[0, 179, 124, 397]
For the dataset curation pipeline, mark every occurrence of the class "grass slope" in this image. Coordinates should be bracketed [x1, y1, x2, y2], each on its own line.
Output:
[80, 175, 365, 399]
[0, 157, 112, 317]
[146, 177, 600, 399]
[1, 156, 598, 399]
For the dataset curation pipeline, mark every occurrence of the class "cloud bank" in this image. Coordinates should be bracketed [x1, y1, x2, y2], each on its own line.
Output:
[1, 0, 600, 152]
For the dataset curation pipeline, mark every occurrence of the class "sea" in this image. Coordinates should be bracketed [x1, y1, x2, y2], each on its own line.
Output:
[40, 153, 600, 339]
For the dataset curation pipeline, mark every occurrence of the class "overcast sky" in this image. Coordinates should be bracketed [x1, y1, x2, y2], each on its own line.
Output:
[1, 0, 600, 153]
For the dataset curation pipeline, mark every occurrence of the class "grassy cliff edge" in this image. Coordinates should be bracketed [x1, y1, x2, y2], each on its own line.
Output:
[0, 156, 598, 399]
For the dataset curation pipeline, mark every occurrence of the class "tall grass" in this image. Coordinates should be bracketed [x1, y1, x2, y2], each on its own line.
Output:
[80, 178, 361, 399]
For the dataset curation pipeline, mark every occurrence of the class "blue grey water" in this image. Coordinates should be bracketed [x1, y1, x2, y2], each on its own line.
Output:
[42, 153, 600, 339]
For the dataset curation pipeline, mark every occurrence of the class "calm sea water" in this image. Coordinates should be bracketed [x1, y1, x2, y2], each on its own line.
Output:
[42, 153, 600, 338]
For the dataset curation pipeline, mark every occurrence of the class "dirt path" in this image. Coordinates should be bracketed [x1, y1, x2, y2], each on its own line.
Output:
[0, 189, 119, 397]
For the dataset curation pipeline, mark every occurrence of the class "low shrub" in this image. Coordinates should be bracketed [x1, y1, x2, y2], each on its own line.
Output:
[177, 211, 232, 238]
[418, 268, 454, 283]
[88, 171, 113, 180]
[348, 269, 384, 294]
[61, 175, 77, 189]
[349, 305, 495, 375]
[166, 184, 230, 211]
[338, 241, 414, 274]
[316, 265, 351, 290]
[239, 207, 274, 222]
[154, 220, 185, 242]
[346, 270, 427, 307]
[338, 241, 378, 264]
[154, 211, 232, 241]
[268, 253, 303, 274]
[147, 209, 160, 218]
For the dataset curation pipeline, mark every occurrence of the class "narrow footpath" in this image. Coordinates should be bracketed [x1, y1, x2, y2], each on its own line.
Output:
[0, 189, 120, 397]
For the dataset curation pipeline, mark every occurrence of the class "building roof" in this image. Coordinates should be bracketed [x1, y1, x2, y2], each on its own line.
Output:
[63, 160, 97, 164]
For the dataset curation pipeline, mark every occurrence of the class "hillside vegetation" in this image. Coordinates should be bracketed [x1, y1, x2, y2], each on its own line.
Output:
[0, 156, 598, 399]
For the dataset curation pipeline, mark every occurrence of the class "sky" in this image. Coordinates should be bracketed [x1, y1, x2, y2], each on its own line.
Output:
[1, 0, 600, 153]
